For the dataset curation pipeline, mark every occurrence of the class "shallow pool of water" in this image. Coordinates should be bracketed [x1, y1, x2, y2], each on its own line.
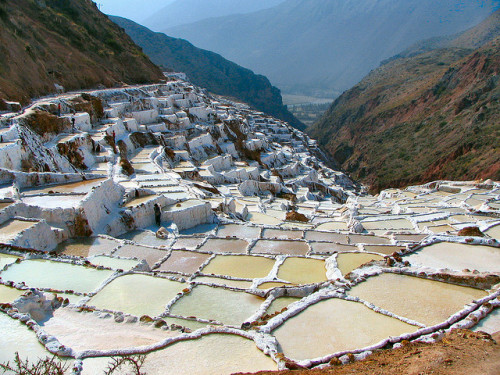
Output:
[198, 238, 249, 254]
[22, 194, 85, 209]
[170, 285, 263, 325]
[0, 219, 37, 242]
[0, 252, 20, 268]
[309, 242, 357, 254]
[348, 234, 392, 245]
[348, 273, 487, 326]
[405, 242, 500, 273]
[140, 333, 276, 375]
[89, 256, 139, 271]
[0, 259, 113, 293]
[304, 231, 348, 243]
[201, 255, 275, 279]
[54, 237, 119, 257]
[113, 244, 168, 268]
[217, 224, 261, 239]
[193, 276, 252, 289]
[315, 221, 348, 231]
[251, 240, 309, 256]
[172, 236, 205, 250]
[262, 229, 303, 240]
[123, 195, 156, 207]
[273, 297, 417, 360]
[277, 257, 327, 285]
[157, 250, 211, 274]
[336, 253, 384, 275]
[118, 229, 171, 247]
[22, 178, 105, 195]
[42, 307, 178, 352]
[88, 274, 184, 317]
[485, 224, 500, 240]
[247, 212, 282, 225]
[361, 218, 414, 231]
[0, 314, 53, 364]
[266, 296, 300, 314]
[0, 284, 24, 303]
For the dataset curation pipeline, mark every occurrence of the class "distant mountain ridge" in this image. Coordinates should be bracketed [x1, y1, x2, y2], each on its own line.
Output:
[144, 0, 285, 31]
[111, 16, 305, 130]
[164, 0, 500, 98]
[0, 0, 163, 104]
[308, 10, 500, 192]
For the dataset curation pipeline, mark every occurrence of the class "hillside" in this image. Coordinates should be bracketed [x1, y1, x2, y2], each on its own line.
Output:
[111, 16, 304, 130]
[164, 0, 499, 98]
[143, 0, 285, 31]
[0, 0, 163, 105]
[308, 24, 500, 192]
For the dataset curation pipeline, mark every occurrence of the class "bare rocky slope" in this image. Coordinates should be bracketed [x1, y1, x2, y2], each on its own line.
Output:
[0, 0, 164, 105]
[308, 12, 500, 193]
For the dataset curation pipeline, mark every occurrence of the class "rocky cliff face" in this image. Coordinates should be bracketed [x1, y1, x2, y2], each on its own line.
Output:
[0, 0, 163, 104]
[308, 17, 500, 193]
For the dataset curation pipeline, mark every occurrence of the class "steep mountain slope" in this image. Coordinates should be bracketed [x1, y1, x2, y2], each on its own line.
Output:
[0, 0, 163, 104]
[144, 0, 285, 31]
[308, 25, 500, 192]
[112, 16, 304, 130]
[165, 0, 499, 98]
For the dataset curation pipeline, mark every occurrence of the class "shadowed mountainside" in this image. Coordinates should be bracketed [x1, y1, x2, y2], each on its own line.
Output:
[164, 0, 499, 98]
[111, 16, 305, 130]
[0, 0, 164, 105]
[308, 12, 500, 192]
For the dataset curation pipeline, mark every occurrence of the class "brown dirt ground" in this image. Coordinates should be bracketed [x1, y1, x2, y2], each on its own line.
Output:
[238, 329, 500, 375]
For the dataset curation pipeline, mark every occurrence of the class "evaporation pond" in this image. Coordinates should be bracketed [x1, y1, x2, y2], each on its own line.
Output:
[113, 244, 168, 267]
[262, 229, 303, 240]
[22, 194, 85, 209]
[0, 219, 36, 242]
[118, 229, 170, 247]
[348, 273, 487, 326]
[0, 284, 24, 303]
[0, 252, 20, 267]
[23, 178, 105, 194]
[0, 260, 113, 293]
[123, 195, 155, 208]
[42, 307, 178, 352]
[170, 285, 263, 325]
[54, 237, 119, 257]
[89, 256, 139, 271]
[336, 252, 384, 275]
[252, 240, 309, 256]
[273, 298, 417, 360]
[485, 224, 500, 240]
[217, 224, 261, 239]
[140, 334, 276, 375]
[277, 257, 327, 284]
[405, 242, 500, 273]
[88, 274, 184, 317]
[315, 221, 348, 231]
[157, 250, 211, 274]
[0, 314, 54, 363]
[201, 255, 275, 279]
[198, 238, 248, 254]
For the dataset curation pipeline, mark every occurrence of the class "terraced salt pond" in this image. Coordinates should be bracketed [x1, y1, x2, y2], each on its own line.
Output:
[54, 237, 119, 257]
[202, 255, 275, 279]
[170, 285, 263, 325]
[277, 257, 327, 285]
[0, 313, 52, 364]
[348, 273, 487, 326]
[405, 242, 500, 273]
[336, 252, 384, 275]
[21, 194, 85, 209]
[0, 259, 113, 293]
[88, 274, 184, 317]
[0, 219, 37, 242]
[273, 298, 418, 360]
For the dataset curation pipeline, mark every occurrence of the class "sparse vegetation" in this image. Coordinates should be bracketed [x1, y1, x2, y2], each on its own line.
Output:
[0, 352, 70, 375]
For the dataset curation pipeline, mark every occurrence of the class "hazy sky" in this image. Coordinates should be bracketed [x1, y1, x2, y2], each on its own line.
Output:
[97, 0, 175, 22]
